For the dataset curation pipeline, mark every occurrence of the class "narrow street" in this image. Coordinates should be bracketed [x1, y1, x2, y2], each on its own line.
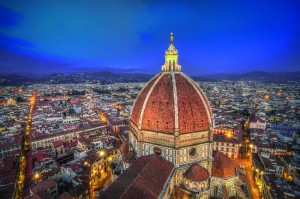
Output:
[14, 94, 36, 199]
[235, 157, 260, 199]
[235, 103, 261, 199]
[90, 155, 114, 199]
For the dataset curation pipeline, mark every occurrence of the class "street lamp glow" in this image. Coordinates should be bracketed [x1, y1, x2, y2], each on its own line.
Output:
[34, 173, 39, 179]
[99, 150, 105, 157]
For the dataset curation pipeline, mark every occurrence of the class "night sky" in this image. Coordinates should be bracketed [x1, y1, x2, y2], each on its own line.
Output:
[0, 1, 300, 75]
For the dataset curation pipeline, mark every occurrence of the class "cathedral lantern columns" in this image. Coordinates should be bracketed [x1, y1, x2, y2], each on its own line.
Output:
[162, 33, 182, 72]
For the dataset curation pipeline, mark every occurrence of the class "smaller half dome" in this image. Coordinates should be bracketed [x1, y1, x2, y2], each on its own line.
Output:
[212, 151, 236, 178]
[183, 164, 209, 182]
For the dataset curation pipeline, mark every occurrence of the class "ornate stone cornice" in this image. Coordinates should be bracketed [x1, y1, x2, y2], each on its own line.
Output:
[130, 126, 210, 148]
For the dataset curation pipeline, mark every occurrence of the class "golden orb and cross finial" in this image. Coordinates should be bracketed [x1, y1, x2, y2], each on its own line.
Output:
[170, 32, 174, 42]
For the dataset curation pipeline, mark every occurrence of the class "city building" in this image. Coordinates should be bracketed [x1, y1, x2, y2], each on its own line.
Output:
[213, 133, 241, 159]
[249, 116, 266, 130]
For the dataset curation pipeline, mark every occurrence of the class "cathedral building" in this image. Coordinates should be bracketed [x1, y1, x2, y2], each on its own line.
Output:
[100, 34, 245, 199]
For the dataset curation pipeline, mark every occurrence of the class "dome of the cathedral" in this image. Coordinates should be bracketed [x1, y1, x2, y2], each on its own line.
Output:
[212, 151, 236, 178]
[130, 34, 212, 135]
[183, 164, 209, 182]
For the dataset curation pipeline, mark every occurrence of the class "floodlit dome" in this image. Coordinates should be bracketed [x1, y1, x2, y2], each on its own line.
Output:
[130, 33, 212, 136]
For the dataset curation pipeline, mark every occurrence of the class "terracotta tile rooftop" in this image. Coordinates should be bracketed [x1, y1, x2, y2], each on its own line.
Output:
[69, 163, 81, 171]
[212, 151, 236, 178]
[33, 151, 52, 162]
[183, 164, 209, 181]
[52, 140, 64, 148]
[57, 192, 73, 199]
[31, 179, 56, 194]
[100, 155, 174, 199]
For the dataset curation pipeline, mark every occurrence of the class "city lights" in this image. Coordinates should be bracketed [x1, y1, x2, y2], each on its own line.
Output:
[34, 173, 40, 179]
[99, 150, 106, 157]
[0, 3, 298, 197]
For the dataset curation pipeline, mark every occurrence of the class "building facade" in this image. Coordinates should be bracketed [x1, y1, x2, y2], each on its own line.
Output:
[213, 133, 241, 159]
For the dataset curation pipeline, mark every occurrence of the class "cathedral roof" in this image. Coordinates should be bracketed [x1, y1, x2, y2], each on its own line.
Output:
[100, 155, 174, 199]
[212, 151, 236, 178]
[183, 164, 209, 182]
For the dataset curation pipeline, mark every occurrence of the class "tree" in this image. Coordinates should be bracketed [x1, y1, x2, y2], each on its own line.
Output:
[131, 94, 137, 99]
[68, 108, 75, 114]
[16, 96, 26, 102]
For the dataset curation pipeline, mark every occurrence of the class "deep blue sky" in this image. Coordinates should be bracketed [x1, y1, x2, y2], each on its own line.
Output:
[0, 0, 300, 75]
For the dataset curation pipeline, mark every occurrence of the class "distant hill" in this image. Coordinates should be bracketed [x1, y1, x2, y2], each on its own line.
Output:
[201, 71, 300, 81]
[0, 71, 153, 86]
[0, 75, 36, 86]
[0, 71, 299, 86]
[39, 71, 153, 84]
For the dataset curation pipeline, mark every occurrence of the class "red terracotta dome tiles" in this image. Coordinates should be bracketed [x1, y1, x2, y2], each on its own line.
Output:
[183, 74, 212, 123]
[131, 74, 160, 126]
[192, 81, 212, 119]
[175, 74, 209, 134]
[183, 164, 210, 182]
[131, 72, 211, 135]
[212, 151, 236, 178]
[141, 74, 175, 133]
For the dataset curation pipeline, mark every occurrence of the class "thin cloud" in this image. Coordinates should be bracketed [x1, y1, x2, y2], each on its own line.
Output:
[0, 5, 23, 28]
